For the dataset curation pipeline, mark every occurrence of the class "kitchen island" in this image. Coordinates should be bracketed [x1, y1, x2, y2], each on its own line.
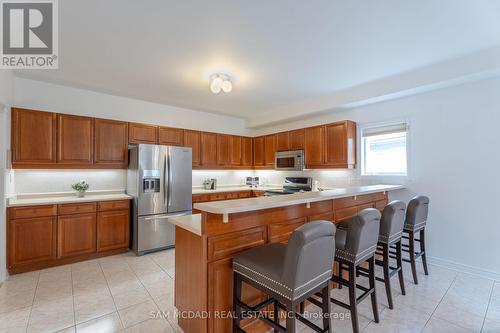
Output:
[170, 184, 403, 333]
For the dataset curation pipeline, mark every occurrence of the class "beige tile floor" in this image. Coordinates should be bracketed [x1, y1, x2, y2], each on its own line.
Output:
[1, 249, 499, 333]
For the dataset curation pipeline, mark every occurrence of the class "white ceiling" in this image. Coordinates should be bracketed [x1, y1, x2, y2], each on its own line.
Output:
[16, 0, 500, 126]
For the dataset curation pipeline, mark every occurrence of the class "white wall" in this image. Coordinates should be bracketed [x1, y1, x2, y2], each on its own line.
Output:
[14, 78, 250, 135]
[0, 70, 14, 282]
[255, 75, 500, 277]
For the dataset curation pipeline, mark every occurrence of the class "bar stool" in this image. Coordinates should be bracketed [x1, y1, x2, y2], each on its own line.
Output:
[330, 208, 381, 333]
[233, 221, 336, 333]
[400, 196, 430, 284]
[358, 200, 407, 309]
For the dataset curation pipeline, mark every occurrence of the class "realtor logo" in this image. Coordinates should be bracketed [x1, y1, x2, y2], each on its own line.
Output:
[1, 0, 58, 68]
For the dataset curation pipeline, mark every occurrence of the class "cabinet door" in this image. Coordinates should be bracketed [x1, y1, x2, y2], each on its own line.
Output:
[158, 127, 184, 146]
[241, 137, 253, 167]
[276, 132, 289, 151]
[12, 108, 56, 167]
[253, 136, 265, 166]
[57, 114, 94, 165]
[183, 130, 201, 167]
[128, 123, 157, 144]
[229, 136, 242, 166]
[305, 125, 325, 167]
[8, 216, 57, 268]
[97, 210, 130, 252]
[264, 135, 276, 166]
[57, 213, 96, 258]
[216, 134, 230, 166]
[201, 132, 218, 167]
[94, 119, 128, 167]
[325, 121, 357, 168]
[289, 128, 305, 150]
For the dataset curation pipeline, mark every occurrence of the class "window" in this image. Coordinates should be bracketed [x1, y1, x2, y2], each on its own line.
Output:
[361, 122, 408, 176]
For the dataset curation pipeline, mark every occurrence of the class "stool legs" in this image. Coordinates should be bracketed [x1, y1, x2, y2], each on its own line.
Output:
[396, 241, 406, 296]
[420, 229, 429, 275]
[381, 243, 393, 309]
[322, 284, 332, 333]
[273, 300, 280, 333]
[233, 272, 242, 333]
[408, 230, 419, 284]
[285, 301, 296, 333]
[348, 262, 359, 333]
[368, 257, 379, 323]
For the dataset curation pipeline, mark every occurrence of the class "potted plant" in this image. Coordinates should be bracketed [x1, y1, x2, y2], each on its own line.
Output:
[71, 180, 90, 197]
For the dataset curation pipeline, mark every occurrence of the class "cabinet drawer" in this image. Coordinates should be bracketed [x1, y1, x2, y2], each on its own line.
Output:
[192, 194, 209, 203]
[375, 199, 388, 211]
[238, 191, 251, 198]
[225, 192, 239, 200]
[209, 193, 226, 201]
[334, 192, 387, 209]
[9, 205, 57, 219]
[207, 226, 266, 261]
[268, 218, 306, 244]
[98, 200, 130, 212]
[58, 202, 97, 215]
[307, 212, 334, 223]
[334, 206, 358, 223]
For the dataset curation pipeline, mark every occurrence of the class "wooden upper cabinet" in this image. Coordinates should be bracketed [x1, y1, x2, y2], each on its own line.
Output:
[216, 134, 230, 166]
[289, 128, 305, 150]
[276, 132, 290, 151]
[128, 123, 157, 144]
[94, 119, 128, 167]
[158, 126, 184, 146]
[183, 130, 201, 167]
[229, 136, 242, 166]
[12, 108, 56, 167]
[201, 132, 217, 167]
[57, 114, 94, 165]
[325, 121, 357, 168]
[305, 125, 325, 167]
[264, 134, 276, 167]
[253, 136, 265, 166]
[241, 137, 253, 167]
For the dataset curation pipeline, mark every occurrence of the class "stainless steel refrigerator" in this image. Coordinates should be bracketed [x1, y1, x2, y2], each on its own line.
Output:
[127, 144, 192, 255]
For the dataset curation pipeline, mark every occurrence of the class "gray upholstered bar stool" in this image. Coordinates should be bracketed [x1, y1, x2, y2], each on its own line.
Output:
[232, 221, 336, 333]
[358, 200, 407, 309]
[398, 196, 430, 284]
[330, 208, 381, 333]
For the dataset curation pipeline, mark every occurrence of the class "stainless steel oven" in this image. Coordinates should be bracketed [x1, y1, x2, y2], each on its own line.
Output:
[275, 150, 304, 170]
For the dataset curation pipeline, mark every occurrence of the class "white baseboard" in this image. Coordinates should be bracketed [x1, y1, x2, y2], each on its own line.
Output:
[427, 255, 500, 281]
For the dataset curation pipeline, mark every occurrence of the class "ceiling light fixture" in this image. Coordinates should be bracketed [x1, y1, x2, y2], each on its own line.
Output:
[210, 74, 232, 94]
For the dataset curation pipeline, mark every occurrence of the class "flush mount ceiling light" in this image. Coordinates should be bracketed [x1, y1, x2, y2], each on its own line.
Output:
[210, 74, 232, 94]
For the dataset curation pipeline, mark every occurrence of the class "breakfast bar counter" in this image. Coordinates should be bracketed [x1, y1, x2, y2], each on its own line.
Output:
[173, 184, 403, 333]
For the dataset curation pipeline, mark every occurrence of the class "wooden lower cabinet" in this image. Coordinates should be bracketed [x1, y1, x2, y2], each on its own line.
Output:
[8, 216, 57, 268]
[57, 213, 96, 258]
[7, 199, 130, 274]
[97, 210, 130, 251]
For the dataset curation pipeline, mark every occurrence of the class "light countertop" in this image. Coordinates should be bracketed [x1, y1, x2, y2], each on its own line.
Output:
[194, 184, 404, 215]
[168, 213, 202, 236]
[192, 185, 280, 194]
[7, 191, 132, 207]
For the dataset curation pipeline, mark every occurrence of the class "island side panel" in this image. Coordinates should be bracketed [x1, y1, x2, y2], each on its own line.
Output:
[175, 226, 208, 333]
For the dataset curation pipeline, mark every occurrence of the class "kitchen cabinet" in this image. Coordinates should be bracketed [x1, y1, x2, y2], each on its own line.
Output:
[57, 114, 94, 165]
[289, 128, 305, 150]
[97, 209, 130, 252]
[241, 137, 253, 167]
[201, 132, 218, 167]
[159, 126, 184, 146]
[184, 130, 201, 167]
[264, 134, 276, 167]
[8, 216, 57, 269]
[94, 119, 128, 167]
[253, 136, 265, 166]
[305, 125, 325, 167]
[229, 136, 242, 166]
[276, 132, 289, 151]
[128, 122, 158, 144]
[11, 108, 57, 167]
[57, 213, 96, 258]
[216, 134, 230, 166]
[325, 121, 356, 168]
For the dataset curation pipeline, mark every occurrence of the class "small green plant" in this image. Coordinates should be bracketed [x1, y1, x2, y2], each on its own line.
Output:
[71, 180, 89, 192]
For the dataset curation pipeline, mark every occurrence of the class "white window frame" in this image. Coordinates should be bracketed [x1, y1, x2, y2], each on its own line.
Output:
[360, 120, 410, 178]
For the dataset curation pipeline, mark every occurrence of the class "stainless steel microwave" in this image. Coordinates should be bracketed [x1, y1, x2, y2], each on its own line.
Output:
[275, 150, 305, 170]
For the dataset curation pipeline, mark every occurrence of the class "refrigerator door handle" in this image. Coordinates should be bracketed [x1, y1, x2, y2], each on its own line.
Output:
[167, 149, 173, 207]
[163, 149, 168, 208]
